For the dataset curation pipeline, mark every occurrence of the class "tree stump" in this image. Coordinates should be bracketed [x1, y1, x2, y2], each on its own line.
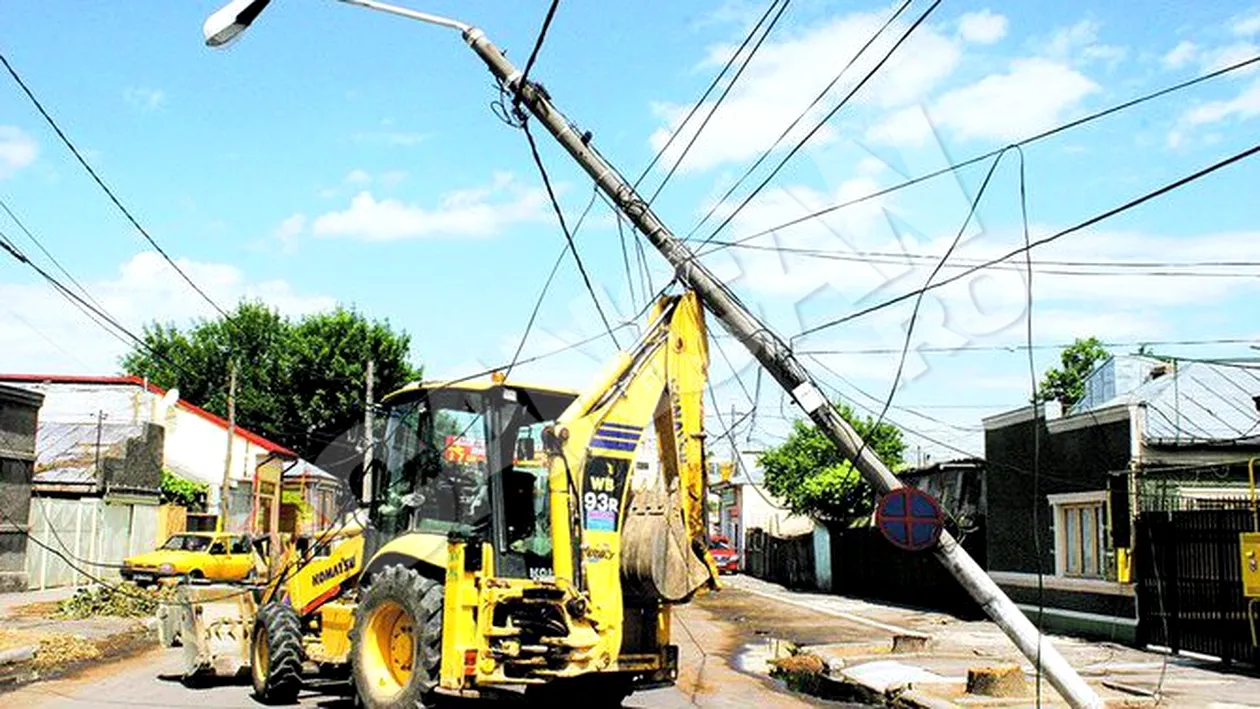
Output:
[966, 664, 1027, 697]
[891, 633, 929, 654]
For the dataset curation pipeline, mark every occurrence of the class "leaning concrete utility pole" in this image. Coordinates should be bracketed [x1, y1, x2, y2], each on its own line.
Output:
[200, 2, 1101, 706]
[461, 29, 1102, 709]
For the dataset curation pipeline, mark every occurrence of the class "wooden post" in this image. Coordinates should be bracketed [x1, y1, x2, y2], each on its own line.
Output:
[219, 362, 237, 532]
[362, 359, 375, 507]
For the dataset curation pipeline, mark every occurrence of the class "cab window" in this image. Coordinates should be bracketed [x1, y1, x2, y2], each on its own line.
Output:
[231, 536, 252, 554]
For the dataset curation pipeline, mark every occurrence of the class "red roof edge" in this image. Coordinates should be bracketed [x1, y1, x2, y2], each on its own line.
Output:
[0, 373, 297, 458]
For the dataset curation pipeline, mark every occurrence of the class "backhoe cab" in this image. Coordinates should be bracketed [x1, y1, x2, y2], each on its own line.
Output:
[351, 291, 719, 707]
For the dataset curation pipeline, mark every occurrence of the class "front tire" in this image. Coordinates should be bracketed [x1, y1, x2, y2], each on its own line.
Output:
[251, 602, 304, 704]
[351, 566, 443, 709]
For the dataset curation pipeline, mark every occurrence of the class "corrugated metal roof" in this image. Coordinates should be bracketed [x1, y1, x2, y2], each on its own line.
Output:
[32, 421, 147, 485]
[1074, 356, 1260, 445]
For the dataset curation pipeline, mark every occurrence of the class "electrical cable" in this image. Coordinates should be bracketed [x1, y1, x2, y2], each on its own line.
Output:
[521, 121, 622, 350]
[0, 195, 106, 312]
[691, 0, 944, 248]
[799, 337, 1260, 356]
[705, 239, 1260, 276]
[795, 142, 1260, 340]
[645, 0, 792, 207]
[684, 0, 914, 240]
[517, 0, 561, 97]
[844, 149, 1010, 473]
[1011, 146, 1045, 707]
[0, 50, 230, 320]
[705, 53, 1260, 255]
[633, 0, 785, 192]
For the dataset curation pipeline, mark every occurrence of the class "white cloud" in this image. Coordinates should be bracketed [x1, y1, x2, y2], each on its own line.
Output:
[1038, 19, 1126, 67]
[311, 173, 548, 241]
[1233, 9, 1260, 36]
[1198, 41, 1259, 73]
[928, 58, 1099, 142]
[0, 126, 37, 179]
[0, 252, 333, 374]
[124, 88, 165, 111]
[273, 213, 306, 254]
[1176, 77, 1260, 134]
[1162, 40, 1198, 69]
[344, 169, 371, 185]
[957, 10, 1008, 45]
[647, 10, 962, 172]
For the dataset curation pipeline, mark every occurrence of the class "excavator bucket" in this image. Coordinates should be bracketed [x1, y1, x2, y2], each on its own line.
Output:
[173, 584, 257, 679]
[622, 481, 715, 603]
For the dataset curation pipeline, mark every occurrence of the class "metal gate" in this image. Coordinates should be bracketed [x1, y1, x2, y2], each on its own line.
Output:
[1135, 510, 1257, 665]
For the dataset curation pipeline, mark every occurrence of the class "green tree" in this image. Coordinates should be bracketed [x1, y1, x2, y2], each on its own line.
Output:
[1037, 336, 1109, 408]
[121, 302, 421, 464]
[759, 403, 906, 523]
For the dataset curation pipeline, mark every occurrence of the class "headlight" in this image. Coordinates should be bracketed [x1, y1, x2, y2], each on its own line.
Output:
[159, 563, 175, 574]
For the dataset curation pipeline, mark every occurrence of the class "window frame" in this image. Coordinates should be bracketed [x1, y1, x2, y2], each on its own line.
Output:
[1048, 491, 1108, 579]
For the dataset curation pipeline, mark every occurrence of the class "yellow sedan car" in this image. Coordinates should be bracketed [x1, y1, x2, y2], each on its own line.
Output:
[121, 532, 258, 586]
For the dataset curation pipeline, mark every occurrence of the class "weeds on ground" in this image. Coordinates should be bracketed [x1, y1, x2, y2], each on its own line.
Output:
[53, 582, 174, 620]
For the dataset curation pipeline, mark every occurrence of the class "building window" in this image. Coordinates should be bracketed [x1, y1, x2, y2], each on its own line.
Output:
[1048, 491, 1108, 579]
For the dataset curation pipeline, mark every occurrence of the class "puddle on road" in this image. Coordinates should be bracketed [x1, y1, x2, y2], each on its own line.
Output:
[736, 636, 799, 675]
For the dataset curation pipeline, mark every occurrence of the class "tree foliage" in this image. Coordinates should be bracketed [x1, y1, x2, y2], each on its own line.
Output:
[759, 403, 906, 523]
[122, 302, 421, 464]
[1037, 336, 1109, 408]
[160, 469, 208, 510]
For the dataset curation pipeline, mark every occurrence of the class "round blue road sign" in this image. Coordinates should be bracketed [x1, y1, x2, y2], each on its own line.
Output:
[875, 487, 944, 552]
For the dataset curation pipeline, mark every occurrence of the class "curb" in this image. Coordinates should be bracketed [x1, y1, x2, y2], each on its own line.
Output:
[0, 646, 36, 667]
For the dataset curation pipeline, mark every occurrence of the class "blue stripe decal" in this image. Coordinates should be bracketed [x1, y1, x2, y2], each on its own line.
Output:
[595, 428, 640, 441]
[591, 438, 638, 452]
[599, 422, 642, 431]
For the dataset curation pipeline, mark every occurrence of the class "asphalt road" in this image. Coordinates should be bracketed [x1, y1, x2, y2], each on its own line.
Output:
[2, 581, 864, 709]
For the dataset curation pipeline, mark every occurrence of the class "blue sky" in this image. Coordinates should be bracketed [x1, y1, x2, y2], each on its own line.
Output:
[2, 0, 1259, 461]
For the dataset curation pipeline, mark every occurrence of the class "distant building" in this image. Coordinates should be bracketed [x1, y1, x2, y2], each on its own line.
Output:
[0, 374, 344, 588]
[0, 384, 43, 591]
[710, 450, 813, 566]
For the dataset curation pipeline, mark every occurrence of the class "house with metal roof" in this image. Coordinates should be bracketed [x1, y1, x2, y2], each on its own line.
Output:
[981, 355, 1260, 645]
[0, 374, 342, 588]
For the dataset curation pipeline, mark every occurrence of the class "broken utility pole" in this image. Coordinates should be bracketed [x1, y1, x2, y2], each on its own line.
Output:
[461, 27, 1103, 709]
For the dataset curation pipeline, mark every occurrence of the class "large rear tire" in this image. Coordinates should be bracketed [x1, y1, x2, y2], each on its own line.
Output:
[251, 602, 304, 704]
[351, 566, 443, 709]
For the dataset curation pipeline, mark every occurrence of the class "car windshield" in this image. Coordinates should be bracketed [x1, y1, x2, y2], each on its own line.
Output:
[710, 539, 732, 550]
[161, 534, 212, 552]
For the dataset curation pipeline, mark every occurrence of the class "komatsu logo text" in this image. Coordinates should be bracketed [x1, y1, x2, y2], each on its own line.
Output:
[312, 557, 356, 587]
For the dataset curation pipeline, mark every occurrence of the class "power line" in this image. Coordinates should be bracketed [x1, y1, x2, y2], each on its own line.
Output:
[0, 195, 106, 312]
[795, 142, 1260, 340]
[684, 0, 915, 241]
[706, 239, 1260, 276]
[517, 0, 561, 93]
[850, 150, 1008, 465]
[692, 0, 944, 248]
[645, 0, 792, 207]
[0, 50, 230, 320]
[800, 337, 1260, 356]
[632, 0, 785, 193]
[705, 53, 1260, 255]
[521, 121, 622, 350]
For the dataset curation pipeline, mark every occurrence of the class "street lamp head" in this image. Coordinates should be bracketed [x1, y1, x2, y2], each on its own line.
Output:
[203, 0, 274, 47]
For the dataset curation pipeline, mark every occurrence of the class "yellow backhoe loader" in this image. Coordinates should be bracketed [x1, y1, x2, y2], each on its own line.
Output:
[175, 290, 719, 706]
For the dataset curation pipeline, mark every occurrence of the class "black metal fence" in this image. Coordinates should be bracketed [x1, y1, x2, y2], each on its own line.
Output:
[745, 528, 815, 590]
[829, 525, 986, 618]
[743, 523, 987, 618]
[1136, 509, 1258, 666]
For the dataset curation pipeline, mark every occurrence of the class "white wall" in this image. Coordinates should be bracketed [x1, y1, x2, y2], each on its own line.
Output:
[26, 496, 159, 589]
[738, 484, 813, 538]
[161, 403, 278, 488]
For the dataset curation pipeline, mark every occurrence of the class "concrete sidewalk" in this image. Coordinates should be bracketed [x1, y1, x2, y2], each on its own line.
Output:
[727, 575, 1260, 708]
